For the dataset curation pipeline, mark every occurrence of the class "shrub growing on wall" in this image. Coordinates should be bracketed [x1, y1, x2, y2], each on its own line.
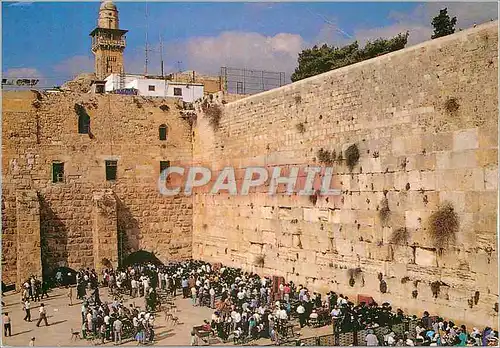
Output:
[345, 144, 360, 171]
[201, 99, 223, 131]
[379, 198, 391, 226]
[317, 148, 335, 165]
[254, 254, 265, 267]
[390, 227, 409, 246]
[427, 201, 459, 253]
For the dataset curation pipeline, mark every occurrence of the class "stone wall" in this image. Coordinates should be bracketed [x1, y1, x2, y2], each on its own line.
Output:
[92, 190, 118, 275]
[192, 22, 499, 329]
[2, 91, 193, 285]
[15, 190, 42, 286]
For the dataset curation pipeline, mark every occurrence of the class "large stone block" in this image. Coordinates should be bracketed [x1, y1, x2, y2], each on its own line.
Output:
[453, 128, 479, 151]
[415, 247, 437, 267]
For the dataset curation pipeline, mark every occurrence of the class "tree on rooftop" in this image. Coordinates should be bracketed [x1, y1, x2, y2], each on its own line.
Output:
[290, 32, 409, 82]
[431, 8, 457, 39]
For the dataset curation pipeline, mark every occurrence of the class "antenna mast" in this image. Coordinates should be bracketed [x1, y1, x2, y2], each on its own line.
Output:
[144, 2, 149, 76]
[160, 33, 164, 78]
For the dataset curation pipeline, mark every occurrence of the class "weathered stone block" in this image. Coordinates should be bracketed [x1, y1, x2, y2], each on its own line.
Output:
[453, 128, 479, 151]
[415, 247, 437, 267]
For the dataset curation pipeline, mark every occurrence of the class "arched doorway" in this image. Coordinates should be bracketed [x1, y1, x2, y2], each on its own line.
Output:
[120, 250, 164, 268]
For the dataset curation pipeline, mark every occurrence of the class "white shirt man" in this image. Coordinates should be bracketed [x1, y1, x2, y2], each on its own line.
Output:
[237, 290, 245, 300]
[296, 304, 305, 314]
[309, 310, 318, 319]
[330, 307, 340, 319]
[337, 296, 344, 306]
[278, 309, 288, 320]
[158, 272, 164, 288]
[39, 305, 46, 316]
[233, 312, 241, 324]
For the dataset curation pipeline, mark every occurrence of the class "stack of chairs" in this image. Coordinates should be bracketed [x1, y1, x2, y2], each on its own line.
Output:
[318, 334, 335, 346]
[356, 330, 368, 346]
[337, 332, 355, 346]
[300, 337, 319, 346]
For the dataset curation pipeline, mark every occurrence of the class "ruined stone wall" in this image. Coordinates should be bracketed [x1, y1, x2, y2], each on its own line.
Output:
[2, 91, 193, 285]
[192, 22, 499, 329]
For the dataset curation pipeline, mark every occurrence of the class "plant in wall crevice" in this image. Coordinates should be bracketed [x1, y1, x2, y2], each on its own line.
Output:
[390, 227, 409, 246]
[428, 201, 459, 255]
[379, 198, 391, 227]
[345, 144, 360, 171]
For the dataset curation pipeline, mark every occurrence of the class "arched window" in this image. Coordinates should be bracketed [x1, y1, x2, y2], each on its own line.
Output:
[159, 124, 168, 140]
[78, 113, 90, 134]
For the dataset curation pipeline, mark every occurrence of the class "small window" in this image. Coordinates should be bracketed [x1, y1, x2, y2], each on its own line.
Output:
[160, 160, 170, 173]
[148, 85, 155, 91]
[105, 160, 117, 181]
[173, 87, 182, 96]
[78, 114, 90, 134]
[52, 162, 64, 183]
[159, 124, 168, 141]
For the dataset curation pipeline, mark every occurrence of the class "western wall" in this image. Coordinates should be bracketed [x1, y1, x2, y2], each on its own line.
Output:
[192, 21, 499, 329]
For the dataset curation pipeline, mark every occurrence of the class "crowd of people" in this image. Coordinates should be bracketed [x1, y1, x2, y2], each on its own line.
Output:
[3, 261, 499, 347]
[78, 266, 159, 345]
[100, 259, 499, 347]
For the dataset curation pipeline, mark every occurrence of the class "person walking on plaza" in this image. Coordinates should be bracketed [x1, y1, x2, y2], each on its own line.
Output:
[67, 286, 73, 306]
[29, 337, 35, 346]
[3, 312, 12, 337]
[40, 281, 49, 299]
[36, 303, 49, 327]
[296, 302, 306, 328]
[113, 317, 123, 345]
[23, 299, 32, 322]
[182, 277, 189, 298]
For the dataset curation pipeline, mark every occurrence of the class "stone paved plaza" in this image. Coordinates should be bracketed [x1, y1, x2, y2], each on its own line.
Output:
[1, 287, 330, 346]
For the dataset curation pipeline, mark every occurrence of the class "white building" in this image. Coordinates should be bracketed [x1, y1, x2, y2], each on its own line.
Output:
[104, 73, 204, 102]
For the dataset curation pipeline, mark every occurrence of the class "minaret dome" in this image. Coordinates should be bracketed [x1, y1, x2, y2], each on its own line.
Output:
[98, 1, 119, 29]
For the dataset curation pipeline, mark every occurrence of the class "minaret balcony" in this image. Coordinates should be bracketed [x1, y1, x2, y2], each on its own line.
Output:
[91, 38, 126, 51]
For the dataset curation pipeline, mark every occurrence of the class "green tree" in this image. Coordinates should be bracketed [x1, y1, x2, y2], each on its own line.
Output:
[431, 8, 457, 39]
[290, 32, 409, 82]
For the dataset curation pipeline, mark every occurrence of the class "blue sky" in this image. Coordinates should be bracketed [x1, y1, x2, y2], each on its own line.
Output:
[2, 1, 497, 85]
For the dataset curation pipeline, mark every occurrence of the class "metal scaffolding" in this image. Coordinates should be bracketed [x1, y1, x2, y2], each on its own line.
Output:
[220, 66, 286, 95]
